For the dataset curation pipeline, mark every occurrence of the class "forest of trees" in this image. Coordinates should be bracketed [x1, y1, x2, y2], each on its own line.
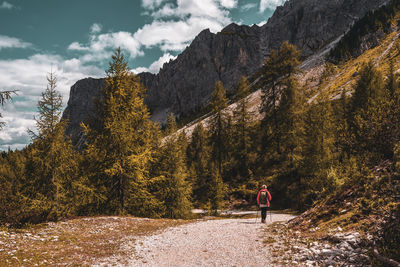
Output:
[0, 39, 399, 226]
[330, 0, 400, 62]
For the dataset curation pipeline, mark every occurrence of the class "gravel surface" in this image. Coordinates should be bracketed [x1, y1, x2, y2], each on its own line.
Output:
[125, 213, 296, 267]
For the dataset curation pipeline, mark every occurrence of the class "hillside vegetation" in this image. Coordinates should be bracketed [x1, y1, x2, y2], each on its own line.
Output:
[0, 1, 400, 265]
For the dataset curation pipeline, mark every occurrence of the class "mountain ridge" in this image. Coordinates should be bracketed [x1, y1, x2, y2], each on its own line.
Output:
[62, 0, 389, 143]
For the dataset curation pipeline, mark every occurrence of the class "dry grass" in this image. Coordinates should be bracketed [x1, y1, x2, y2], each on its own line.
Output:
[321, 28, 400, 99]
[0, 216, 188, 266]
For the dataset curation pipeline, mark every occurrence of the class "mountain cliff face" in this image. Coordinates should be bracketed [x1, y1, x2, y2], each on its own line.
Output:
[63, 0, 389, 142]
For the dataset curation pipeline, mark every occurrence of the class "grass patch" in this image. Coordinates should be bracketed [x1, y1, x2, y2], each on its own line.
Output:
[0, 216, 189, 266]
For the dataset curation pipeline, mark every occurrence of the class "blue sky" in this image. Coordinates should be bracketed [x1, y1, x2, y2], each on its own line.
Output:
[0, 0, 285, 150]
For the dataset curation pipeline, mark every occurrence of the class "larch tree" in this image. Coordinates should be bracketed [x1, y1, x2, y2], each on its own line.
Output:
[349, 61, 385, 157]
[157, 114, 192, 218]
[187, 123, 210, 206]
[29, 72, 82, 220]
[209, 81, 229, 175]
[231, 76, 254, 183]
[82, 48, 160, 216]
[354, 62, 400, 161]
[260, 41, 301, 155]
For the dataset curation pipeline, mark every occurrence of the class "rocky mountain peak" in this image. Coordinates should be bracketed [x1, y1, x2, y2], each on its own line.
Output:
[63, 0, 389, 143]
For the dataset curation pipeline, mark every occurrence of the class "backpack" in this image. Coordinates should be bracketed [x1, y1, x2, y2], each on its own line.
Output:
[259, 190, 268, 205]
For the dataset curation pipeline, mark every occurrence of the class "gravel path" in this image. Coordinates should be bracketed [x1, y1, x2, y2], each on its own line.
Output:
[127, 213, 296, 267]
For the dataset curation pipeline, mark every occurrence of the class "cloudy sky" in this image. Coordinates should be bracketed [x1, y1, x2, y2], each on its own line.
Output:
[0, 0, 285, 151]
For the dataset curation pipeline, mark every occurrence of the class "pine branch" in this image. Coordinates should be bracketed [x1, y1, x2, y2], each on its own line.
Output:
[0, 90, 18, 106]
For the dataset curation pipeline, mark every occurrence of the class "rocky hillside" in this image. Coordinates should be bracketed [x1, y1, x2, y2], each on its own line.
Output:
[62, 0, 389, 143]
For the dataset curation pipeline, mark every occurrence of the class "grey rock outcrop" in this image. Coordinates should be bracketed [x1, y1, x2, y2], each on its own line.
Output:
[63, 0, 389, 143]
[63, 78, 104, 142]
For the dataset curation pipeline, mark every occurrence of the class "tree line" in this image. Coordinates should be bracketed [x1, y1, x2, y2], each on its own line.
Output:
[1, 40, 399, 226]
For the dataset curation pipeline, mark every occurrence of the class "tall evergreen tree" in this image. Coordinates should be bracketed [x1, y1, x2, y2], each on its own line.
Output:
[157, 114, 192, 218]
[277, 77, 304, 168]
[260, 41, 301, 154]
[187, 123, 210, 206]
[334, 90, 352, 161]
[28, 72, 83, 219]
[353, 63, 400, 161]
[386, 60, 398, 98]
[82, 48, 160, 216]
[209, 81, 229, 175]
[300, 94, 337, 207]
[209, 163, 225, 214]
[350, 61, 384, 114]
[231, 76, 254, 183]
[349, 61, 385, 158]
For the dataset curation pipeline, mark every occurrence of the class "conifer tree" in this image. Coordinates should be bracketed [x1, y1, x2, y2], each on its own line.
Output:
[387, 60, 398, 98]
[209, 163, 225, 214]
[260, 41, 301, 154]
[187, 123, 210, 205]
[353, 63, 400, 161]
[0, 150, 27, 225]
[231, 76, 254, 183]
[349, 61, 385, 158]
[209, 81, 229, 175]
[28, 72, 83, 219]
[83, 48, 160, 215]
[0, 90, 17, 129]
[277, 77, 304, 168]
[334, 90, 352, 160]
[350, 61, 384, 114]
[292, 92, 338, 210]
[157, 114, 192, 218]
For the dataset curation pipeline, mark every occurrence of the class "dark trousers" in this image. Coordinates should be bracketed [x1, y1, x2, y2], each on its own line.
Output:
[261, 207, 268, 221]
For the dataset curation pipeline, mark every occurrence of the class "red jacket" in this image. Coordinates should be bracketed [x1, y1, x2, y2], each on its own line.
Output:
[257, 189, 272, 207]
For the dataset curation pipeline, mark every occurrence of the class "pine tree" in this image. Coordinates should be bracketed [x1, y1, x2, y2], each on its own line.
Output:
[277, 77, 304, 168]
[349, 61, 386, 158]
[209, 163, 225, 214]
[0, 90, 17, 129]
[0, 150, 27, 225]
[27, 72, 86, 220]
[231, 76, 254, 183]
[386, 60, 398, 98]
[353, 63, 400, 161]
[209, 81, 229, 175]
[33, 73, 62, 137]
[260, 41, 301, 154]
[299, 94, 337, 208]
[334, 90, 352, 161]
[187, 123, 210, 206]
[350, 61, 384, 114]
[82, 48, 160, 216]
[157, 114, 192, 218]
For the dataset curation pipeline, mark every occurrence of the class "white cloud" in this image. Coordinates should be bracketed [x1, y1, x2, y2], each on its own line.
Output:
[257, 20, 267, 26]
[150, 0, 231, 20]
[90, 23, 102, 34]
[68, 29, 143, 62]
[259, 0, 285, 13]
[241, 2, 257, 11]
[133, 53, 176, 74]
[141, 0, 168, 10]
[68, 0, 233, 64]
[0, 54, 103, 150]
[134, 16, 225, 52]
[0, 35, 32, 50]
[219, 0, 238, 9]
[0, 1, 13, 9]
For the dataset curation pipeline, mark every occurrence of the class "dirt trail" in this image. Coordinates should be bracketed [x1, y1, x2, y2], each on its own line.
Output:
[96, 213, 296, 267]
